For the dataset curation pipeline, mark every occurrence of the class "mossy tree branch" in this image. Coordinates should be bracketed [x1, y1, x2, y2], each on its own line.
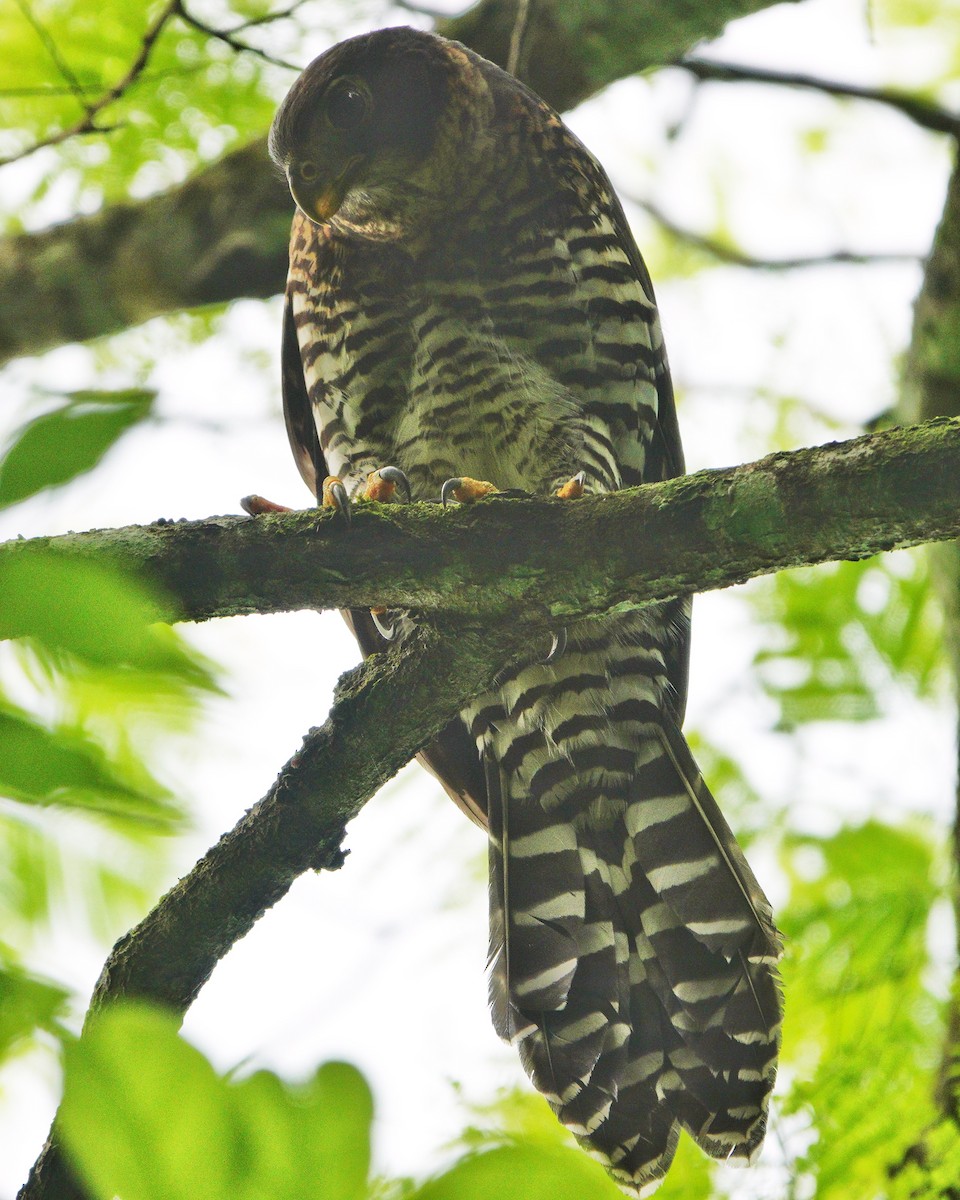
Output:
[3, 417, 960, 634]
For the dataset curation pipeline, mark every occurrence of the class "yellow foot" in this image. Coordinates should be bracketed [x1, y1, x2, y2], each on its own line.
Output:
[321, 475, 350, 522]
[361, 466, 411, 504]
[440, 476, 500, 506]
[555, 471, 586, 500]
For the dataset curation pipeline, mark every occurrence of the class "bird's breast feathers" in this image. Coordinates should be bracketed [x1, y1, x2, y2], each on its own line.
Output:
[288, 201, 663, 497]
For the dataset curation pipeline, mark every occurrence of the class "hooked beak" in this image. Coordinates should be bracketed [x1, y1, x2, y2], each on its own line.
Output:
[289, 156, 363, 224]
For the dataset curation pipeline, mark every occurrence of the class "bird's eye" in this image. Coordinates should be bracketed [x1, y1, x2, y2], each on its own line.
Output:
[298, 161, 319, 182]
[326, 82, 371, 132]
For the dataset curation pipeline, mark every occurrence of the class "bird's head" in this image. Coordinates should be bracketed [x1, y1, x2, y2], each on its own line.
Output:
[269, 28, 496, 240]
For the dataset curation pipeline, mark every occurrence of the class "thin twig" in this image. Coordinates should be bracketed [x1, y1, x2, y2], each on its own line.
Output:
[12, 0, 90, 114]
[0, 67, 205, 98]
[0, 0, 179, 167]
[173, 0, 302, 70]
[0, 0, 303, 167]
[679, 57, 960, 139]
[228, 0, 311, 31]
[633, 195, 924, 271]
[507, 0, 534, 78]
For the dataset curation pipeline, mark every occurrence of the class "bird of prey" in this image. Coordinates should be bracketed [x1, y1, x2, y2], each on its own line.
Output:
[268, 26, 782, 1193]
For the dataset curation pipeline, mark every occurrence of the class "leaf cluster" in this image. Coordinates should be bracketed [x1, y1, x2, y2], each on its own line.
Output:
[778, 820, 946, 1196]
[0, 0, 292, 223]
[59, 1004, 627, 1200]
[0, 388, 219, 1069]
[753, 552, 946, 727]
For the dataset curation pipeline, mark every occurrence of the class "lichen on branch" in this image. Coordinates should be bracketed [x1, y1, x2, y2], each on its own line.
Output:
[2, 417, 959, 637]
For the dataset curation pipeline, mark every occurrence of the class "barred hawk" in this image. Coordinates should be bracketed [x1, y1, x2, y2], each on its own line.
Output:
[269, 26, 781, 1192]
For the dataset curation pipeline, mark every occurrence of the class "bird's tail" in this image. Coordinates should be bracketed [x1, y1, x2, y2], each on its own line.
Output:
[486, 717, 782, 1194]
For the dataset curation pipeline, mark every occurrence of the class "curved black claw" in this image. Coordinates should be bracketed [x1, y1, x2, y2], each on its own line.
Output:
[365, 465, 411, 504]
[543, 627, 567, 664]
[370, 609, 397, 641]
[440, 476, 499, 506]
[321, 476, 351, 524]
[441, 477, 464, 508]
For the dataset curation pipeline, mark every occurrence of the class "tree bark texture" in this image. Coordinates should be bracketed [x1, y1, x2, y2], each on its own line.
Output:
[895, 154, 960, 1180]
[2, 418, 959, 631]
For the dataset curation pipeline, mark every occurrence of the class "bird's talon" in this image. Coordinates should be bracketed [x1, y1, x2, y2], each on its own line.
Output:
[370, 608, 397, 640]
[441, 476, 500, 506]
[241, 494, 293, 516]
[363, 465, 411, 504]
[556, 471, 586, 500]
[544, 628, 567, 663]
[321, 475, 351, 523]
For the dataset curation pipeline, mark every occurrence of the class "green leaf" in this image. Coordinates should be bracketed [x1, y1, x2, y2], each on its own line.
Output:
[0, 390, 155, 508]
[0, 548, 214, 685]
[0, 951, 70, 1061]
[0, 804, 179, 946]
[653, 1134, 713, 1200]
[778, 820, 945, 1196]
[229, 1062, 373, 1200]
[0, 703, 176, 823]
[411, 1144, 622, 1200]
[61, 1005, 236, 1200]
[751, 552, 946, 728]
[60, 1005, 374, 1200]
[443, 1079, 712, 1199]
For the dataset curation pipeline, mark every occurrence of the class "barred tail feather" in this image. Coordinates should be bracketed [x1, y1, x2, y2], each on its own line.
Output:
[486, 719, 782, 1194]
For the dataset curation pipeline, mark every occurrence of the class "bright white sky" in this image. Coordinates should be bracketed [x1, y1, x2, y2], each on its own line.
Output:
[0, 0, 956, 1194]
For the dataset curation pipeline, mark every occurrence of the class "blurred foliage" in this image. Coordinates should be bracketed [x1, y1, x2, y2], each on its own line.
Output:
[0, 0, 392, 225]
[408, 1145, 622, 1200]
[887, 1116, 960, 1200]
[752, 550, 947, 728]
[872, 0, 960, 75]
[0, 947, 71, 1062]
[0, 702, 177, 820]
[0, 547, 212, 681]
[685, 729, 775, 844]
[0, 0, 285, 220]
[777, 819, 946, 1198]
[0, 575, 219, 952]
[60, 1005, 626, 1200]
[450, 1087, 712, 1199]
[0, 396, 219, 1075]
[0, 388, 155, 509]
[61, 1004, 373, 1200]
